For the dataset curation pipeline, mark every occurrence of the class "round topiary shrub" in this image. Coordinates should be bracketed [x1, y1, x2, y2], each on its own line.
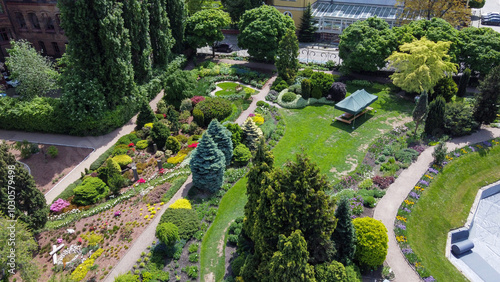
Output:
[159, 208, 200, 240]
[232, 144, 252, 166]
[281, 92, 297, 103]
[165, 136, 181, 154]
[194, 97, 232, 127]
[73, 177, 109, 206]
[363, 196, 376, 208]
[136, 140, 149, 150]
[156, 222, 179, 246]
[112, 155, 133, 168]
[352, 217, 388, 268]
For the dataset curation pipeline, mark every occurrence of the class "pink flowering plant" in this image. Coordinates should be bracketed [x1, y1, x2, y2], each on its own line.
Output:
[50, 198, 70, 213]
[138, 178, 146, 184]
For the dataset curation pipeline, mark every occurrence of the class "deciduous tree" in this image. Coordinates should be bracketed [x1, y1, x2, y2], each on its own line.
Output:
[458, 27, 500, 76]
[185, 9, 231, 57]
[276, 28, 300, 83]
[238, 5, 295, 62]
[5, 40, 59, 100]
[473, 65, 500, 124]
[163, 70, 196, 109]
[396, 0, 471, 27]
[298, 3, 317, 43]
[386, 37, 457, 94]
[339, 17, 397, 73]
[221, 0, 262, 23]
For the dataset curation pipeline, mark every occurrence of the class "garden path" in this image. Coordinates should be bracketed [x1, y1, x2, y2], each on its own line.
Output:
[0, 90, 165, 204]
[374, 126, 500, 282]
[104, 175, 193, 282]
[235, 75, 280, 126]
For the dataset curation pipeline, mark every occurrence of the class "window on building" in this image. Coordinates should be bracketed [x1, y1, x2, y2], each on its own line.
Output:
[51, 42, 60, 54]
[46, 17, 55, 30]
[15, 13, 27, 29]
[29, 13, 41, 30]
[38, 41, 46, 54]
[284, 11, 293, 18]
[0, 28, 10, 42]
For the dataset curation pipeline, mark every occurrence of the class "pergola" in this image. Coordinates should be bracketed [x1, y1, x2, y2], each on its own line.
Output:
[334, 89, 378, 128]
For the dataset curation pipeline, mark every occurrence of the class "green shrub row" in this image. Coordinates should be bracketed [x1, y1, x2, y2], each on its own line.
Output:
[276, 89, 335, 109]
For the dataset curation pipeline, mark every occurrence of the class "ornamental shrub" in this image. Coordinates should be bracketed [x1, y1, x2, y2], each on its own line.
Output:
[112, 154, 133, 168]
[353, 217, 388, 269]
[167, 153, 186, 164]
[207, 119, 234, 165]
[252, 113, 264, 125]
[394, 148, 419, 165]
[444, 102, 479, 136]
[281, 91, 297, 103]
[73, 177, 109, 206]
[431, 76, 457, 103]
[311, 71, 335, 96]
[363, 196, 376, 208]
[180, 98, 193, 112]
[241, 118, 263, 151]
[192, 108, 204, 127]
[457, 68, 471, 97]
[150, 121, 170, 150]
[425, 96, 446, 136]
[156, 222, 179, 246]
[169, 198, 192, 209]
[50, 198, 70, 213]
[165, 136, 181, 154]
[115, 274, 139, 282]
[371, 175, 395, 189]
[314, 261, 347, 282]
[191, 95, 205, 105]
[136, 102, 157, 130]
[225, 122, 243, 147]
[47, 145, 58, 158]
[432, 141, 447, 165]
[136, 140, 148, 150]
[311, 86, 322, 99]
[232, 144, 252, 166]
[159, 208, 200, 240]
[301, 79, 312, 99]
[231, 255, 246, 276]
[329, 82, 347, 102]
[112, 144, 129, 157]
[358, 178, 373, 189]
[190, 133, 225, 193]
[194, 97, 233, 127]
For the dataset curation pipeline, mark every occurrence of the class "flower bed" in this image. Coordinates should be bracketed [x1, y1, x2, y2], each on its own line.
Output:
[395, 138, 500, 281]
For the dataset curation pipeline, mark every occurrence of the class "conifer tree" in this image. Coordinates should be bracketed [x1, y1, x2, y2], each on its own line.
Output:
[332, 197, 356, 266]
[266, 230, 316, 282]
[165, 105, 180, 134]
[151, 121, 170, 150]
[473, 65, 500, 124]
[207, 120, 233, 165]
[412, 91, 428, 134]
[298, 3, 317, 43]
[122, 0, 152, 83]
[424, 95, 446, 136]
[276, 28, 300, 82]
[166, 0, 187, 54]
[457, 68, 471, 97]
[190, 133, 226, 193]
[241, 118, 263, 151]
[136, 101, 158, 129]
[148, 0, 175, 67]
[244, 138, 274, 240]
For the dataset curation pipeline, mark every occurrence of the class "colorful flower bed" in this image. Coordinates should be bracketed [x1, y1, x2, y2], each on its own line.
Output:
[395, 138, 500, 281]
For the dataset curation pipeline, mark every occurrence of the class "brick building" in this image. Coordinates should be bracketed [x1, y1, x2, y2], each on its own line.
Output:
[0, 0, 66, 61]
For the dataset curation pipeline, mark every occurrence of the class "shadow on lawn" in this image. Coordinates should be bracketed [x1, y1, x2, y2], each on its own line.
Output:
[329, 113, 375, 133]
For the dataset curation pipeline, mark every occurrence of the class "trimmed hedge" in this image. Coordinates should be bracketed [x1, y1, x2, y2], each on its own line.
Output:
[194, 97, 233, 127]
[159, 208, 200, 240]
[277, 89, 334, 109]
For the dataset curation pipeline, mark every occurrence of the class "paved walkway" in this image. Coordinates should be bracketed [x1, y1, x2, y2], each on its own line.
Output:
[373, 126, 500, 282]
[104, 175, 193, 281]
[235, 75, 279, 126]
[0, 91, 164, 204]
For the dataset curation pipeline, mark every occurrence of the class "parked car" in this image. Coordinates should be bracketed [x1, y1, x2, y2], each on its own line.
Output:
[212, 43, 233, 53]
[482, 16, 500, 26]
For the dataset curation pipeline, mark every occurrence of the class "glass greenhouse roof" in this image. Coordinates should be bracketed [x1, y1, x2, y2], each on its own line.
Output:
[312, 1, 400, 20]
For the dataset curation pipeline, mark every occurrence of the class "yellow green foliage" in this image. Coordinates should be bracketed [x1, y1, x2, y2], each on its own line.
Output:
[136, 140, 149, 150]
[167, 153, 186, 164]
[70, 248, 104, 281]
[169, 198, 192, 209]
[112, 154, 133, 168]
[252, 113, 264, 125]
[144, 123, 154, 129]
[81, 232, 103, 247]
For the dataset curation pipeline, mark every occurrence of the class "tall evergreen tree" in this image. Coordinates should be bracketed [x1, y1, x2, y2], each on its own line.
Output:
[473, 65, 500, 124]
[424, 95, 446, 136]
[166, 0, 187, 54]
[457, 68, 471, 97]
[276, 28, 300, 83]
[136, 101, 158, 129]
[147, 0, 175, 67]
[244, 138, 274, 240]
[298, 3, 317, 43]
[122, 0, 152, 83]
[165, 105, 181, 134]
[190, 133, 226, 193]
[207, 119, 233, 165]
[0, 143, 49, 230]
[332, 197, 356, 266]
[412, 91, 428, 134]
[266, 230, 316, 282]
[59, 0, 136, 110]
[241, 118, 263, 151]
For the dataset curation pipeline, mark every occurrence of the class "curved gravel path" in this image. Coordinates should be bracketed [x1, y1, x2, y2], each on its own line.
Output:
[373, 126, 500, 282]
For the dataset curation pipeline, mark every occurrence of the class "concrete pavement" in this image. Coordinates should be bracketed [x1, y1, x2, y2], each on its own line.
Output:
[373, 126, 500, 282]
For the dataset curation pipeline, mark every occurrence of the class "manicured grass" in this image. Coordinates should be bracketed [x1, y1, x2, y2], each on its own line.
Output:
[407, 145, 500, 282]
[215, 82, 256, 96]
[272, 85, 414, 181]
[200, 177, 248, 281]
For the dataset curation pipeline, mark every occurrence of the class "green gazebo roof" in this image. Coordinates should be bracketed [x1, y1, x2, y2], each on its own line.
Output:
[334, 89, 378, 115]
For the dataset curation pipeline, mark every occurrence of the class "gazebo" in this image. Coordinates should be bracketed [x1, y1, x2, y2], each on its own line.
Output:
[334, 89, 378, 127]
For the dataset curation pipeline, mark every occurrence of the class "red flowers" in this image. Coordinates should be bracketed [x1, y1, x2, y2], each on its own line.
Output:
[159, 168, 165, 174]
[188, 142, 198, 148]
[128, 142, 135, 147]
[138, 178, 146, 183]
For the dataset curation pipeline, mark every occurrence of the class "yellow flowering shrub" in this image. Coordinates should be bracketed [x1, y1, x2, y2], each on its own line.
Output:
[167, 153, 186, 164]
[252, 113, 264, 125]
[81, 232, 103, 247]
[169, 198, 192, 209]
[70, 248, 104, 281]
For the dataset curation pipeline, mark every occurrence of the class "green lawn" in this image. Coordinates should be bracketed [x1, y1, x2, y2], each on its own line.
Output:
[215, 82, 256, 96]
[272, 85, 414, 181]
[407, 145, 500, 282]
[200, 177, 248, 281]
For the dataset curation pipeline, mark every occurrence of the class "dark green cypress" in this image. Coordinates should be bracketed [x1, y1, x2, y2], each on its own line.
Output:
[457, 68, 471, 97]
[425, 95, 446, 136]
[473, 65, 500, 124]
[166, 0, 187, 54]
[136, 101, 158, 129]
[298, 3, 317, 43]
[207, 119, 233, 165]
[332, 197, 356, 266]
[148, 0, 175, 68]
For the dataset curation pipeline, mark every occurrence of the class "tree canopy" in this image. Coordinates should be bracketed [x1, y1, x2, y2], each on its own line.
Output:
[457, 27, 500, 76]
[339, 17, 397, 73]
[5, 40, 59, 100]
[221, 0, 262, 23]
[165, 0, 187, 54]
[396, 0, 471, 27]
[473, 65, 500, 124]
[163, 70, 196, 109]
[185, 9, 231, 57]
[276, 28, 300, 83]
[238, 5, 295, 62]
[147, 0, 175, 67]
[386, 37, 457, 94]
[298, 3, 317, 43]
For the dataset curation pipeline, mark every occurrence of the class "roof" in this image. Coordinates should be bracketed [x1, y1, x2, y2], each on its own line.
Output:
[312, 1, 400, 20]
[334, 89, 378, 115]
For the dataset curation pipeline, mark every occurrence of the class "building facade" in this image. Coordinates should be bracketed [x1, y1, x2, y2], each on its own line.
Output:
[272, 0, 318, 29]
[0, 0, 66, 60]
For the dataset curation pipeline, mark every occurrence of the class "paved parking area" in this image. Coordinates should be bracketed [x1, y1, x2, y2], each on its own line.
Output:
[471, 0, 500, 32]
